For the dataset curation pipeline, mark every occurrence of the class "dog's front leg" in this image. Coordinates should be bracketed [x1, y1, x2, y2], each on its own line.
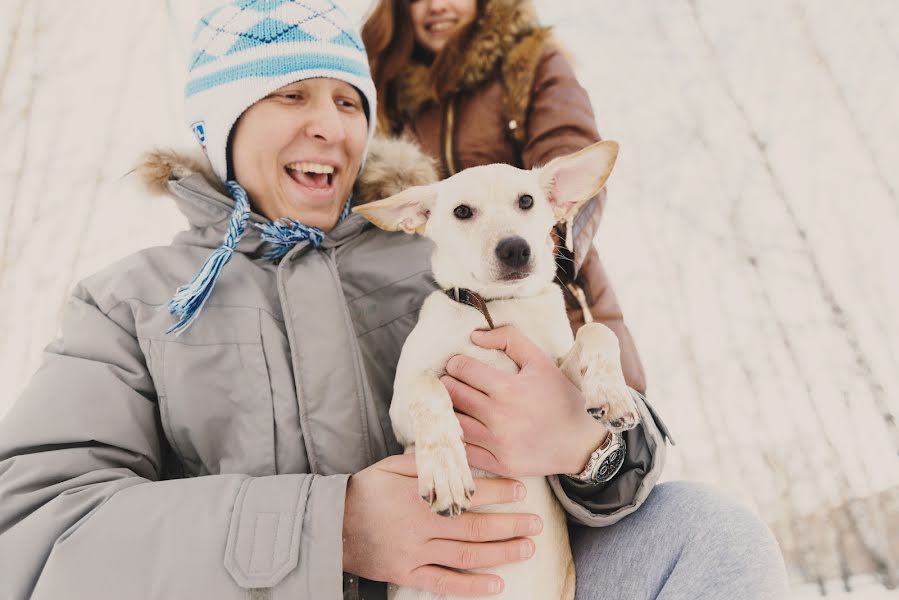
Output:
[559, 323, 640, 432]
[391, 373, 476, 517]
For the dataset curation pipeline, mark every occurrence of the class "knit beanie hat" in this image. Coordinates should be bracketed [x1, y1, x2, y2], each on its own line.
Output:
[184, 0, 377, 183]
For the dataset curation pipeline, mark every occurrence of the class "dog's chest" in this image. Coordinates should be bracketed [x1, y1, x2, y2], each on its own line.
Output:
[485, 299, 574, 360]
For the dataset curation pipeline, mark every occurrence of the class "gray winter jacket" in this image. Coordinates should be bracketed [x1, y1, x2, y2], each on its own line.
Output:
[0, 139, 669, 599]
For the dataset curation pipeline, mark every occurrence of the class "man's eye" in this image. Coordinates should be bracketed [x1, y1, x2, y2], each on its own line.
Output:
[281, 93, 303, 101]
[453, 205, 473, 219]
[337, 98, 360, 109]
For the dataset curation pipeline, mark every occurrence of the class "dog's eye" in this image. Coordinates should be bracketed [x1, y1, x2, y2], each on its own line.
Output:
[518, 194, 534, 210]
[453, 205, 473, 220]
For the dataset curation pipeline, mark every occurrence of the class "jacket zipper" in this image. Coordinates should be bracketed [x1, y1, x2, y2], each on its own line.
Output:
[442, 97, 458, 176]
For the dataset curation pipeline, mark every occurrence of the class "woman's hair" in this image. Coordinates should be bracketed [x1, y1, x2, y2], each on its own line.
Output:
[362, 0, 487, 132]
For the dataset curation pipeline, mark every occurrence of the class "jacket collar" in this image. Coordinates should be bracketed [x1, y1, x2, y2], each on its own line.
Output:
[393, 0, 540, 117]
[134, 136, 439, 255]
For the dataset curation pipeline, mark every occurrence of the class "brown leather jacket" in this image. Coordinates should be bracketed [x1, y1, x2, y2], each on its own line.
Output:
[379, 0, 646, 392]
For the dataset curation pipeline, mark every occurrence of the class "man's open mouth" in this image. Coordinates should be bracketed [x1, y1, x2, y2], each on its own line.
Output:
[285, 162, 336, 190]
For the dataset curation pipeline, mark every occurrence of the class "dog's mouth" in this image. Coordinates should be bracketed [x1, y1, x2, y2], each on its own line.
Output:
[499, 271, 530, 281]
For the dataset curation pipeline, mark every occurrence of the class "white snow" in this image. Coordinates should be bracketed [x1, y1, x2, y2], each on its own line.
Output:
[1, 0, 896, 595]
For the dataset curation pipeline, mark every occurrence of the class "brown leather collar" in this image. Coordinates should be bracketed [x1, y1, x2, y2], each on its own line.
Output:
[445, 288, 495, 329]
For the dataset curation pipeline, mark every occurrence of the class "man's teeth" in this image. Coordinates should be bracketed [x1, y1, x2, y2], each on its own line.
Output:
[286, 162, 334, 174]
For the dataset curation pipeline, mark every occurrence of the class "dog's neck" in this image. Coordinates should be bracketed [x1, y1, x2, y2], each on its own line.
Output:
[444, 288, 498, 329]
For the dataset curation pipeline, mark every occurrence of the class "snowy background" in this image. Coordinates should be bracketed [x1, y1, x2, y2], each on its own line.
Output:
[1, 1, 897, 596]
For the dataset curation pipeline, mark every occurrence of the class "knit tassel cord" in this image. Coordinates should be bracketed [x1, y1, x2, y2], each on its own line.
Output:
[256, 196, 352, 260]
[167, 192, 353, 334]
[166, 181, 250, 335]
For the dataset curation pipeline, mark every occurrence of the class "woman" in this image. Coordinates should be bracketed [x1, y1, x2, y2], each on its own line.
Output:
[363, 0, 647, 392]
[0, 2, 784, 599]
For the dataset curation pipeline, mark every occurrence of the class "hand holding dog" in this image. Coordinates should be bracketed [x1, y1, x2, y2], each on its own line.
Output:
[343, 453, 542, 597]
[444, 325, 611, 478]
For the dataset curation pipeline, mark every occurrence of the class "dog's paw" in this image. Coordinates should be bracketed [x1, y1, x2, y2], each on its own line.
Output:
[415, 435, 475, 517]
[582, 376, 640, 431]
[573, 324, 640, 432]
[586, 382, 640, 432]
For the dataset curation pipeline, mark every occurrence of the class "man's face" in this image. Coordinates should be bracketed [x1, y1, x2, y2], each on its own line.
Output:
[409, 0, 478, 54]
[231, 78, 368, 231]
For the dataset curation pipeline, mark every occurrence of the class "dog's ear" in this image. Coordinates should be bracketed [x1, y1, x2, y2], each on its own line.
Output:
[352, 184, 437, 234]
[538, 140, 619, 221]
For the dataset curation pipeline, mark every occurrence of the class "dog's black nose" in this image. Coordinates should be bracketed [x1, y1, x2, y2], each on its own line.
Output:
[495, 237, 531, 269]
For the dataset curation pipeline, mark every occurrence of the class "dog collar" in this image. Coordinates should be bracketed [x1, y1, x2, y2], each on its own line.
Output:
[444, 288, 495, 330]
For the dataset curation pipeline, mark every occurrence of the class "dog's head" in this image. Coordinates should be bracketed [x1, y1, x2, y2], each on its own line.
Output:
[353, 140, 618, 298]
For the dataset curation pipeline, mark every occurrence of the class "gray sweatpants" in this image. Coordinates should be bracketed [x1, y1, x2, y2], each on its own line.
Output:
[569, 481, 789, 600]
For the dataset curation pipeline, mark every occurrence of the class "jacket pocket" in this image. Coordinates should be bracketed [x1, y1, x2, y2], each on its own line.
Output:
[156, 306, 276, 477]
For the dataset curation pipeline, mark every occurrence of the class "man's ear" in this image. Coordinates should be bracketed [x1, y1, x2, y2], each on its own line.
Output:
[352, 184, 437, 234]
[538, 140, 619, 221]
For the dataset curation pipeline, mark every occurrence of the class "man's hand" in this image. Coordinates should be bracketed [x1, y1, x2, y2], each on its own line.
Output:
[443, 326, 610, 478]
[343, 453, 541, 597]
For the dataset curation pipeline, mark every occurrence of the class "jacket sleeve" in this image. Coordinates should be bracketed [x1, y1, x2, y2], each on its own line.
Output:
[519, 48, 664, 520]
[0, 283, 347, 599]
[520, 45, 647, 393]
[549, 390, 673, 526]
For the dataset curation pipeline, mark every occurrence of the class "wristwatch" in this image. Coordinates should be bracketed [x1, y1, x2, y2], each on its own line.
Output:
[565, 429, 626, 485]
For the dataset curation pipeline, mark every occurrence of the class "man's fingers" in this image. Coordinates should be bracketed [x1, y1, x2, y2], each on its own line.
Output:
[442, 374, 490, 419]
[465, 443, 506, 476]
[455, 411, 491, 447]
[445, 354, 509, 396]
[408, 565, 504, 597]
[470, 325, 546, 370]
[376, 452, 419, 477]
[467, 475, 525, 507]
[438, 510, 543, 543]
[426, 538, 534, 571]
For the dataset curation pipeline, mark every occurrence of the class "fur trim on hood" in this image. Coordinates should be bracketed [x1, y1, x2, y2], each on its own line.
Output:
[135, 135, 438, 206]
[392, 0, 551, 132]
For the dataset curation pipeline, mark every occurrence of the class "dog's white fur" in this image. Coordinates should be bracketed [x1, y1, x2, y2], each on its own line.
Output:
[354, 141, 639, 600]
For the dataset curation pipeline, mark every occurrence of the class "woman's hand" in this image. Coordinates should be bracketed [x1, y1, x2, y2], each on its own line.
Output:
[443, 326, 610, 478]
[342, 453, 542, 597]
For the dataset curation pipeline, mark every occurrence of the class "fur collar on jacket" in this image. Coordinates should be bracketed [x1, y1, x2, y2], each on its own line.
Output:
[136, 135, 438, 210]
[392, 0, 551, 123]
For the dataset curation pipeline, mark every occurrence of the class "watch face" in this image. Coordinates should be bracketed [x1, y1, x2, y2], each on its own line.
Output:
[595, 447, 625, 481]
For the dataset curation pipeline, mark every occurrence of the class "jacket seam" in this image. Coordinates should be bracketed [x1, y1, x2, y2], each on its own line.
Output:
[345, 269, 432, 303]
[255, 308, 279, 474]
[324, 251, 375, 466]
[356, 308, 422, 338]
[105, 297, 287, 328]
[277, 252, 320, 473]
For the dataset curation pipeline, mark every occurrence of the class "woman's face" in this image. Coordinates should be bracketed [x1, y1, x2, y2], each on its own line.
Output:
[409, 0, 478, 54]
[231, 78, 368, 231]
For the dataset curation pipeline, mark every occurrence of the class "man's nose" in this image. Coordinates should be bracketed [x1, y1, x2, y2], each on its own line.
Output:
[303, 100, 346, 143]
[495, 237, 531, 269]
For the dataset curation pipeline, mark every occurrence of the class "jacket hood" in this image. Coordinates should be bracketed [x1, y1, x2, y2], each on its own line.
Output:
[134, 136, 438, 252]
[392, 0, 550, 119]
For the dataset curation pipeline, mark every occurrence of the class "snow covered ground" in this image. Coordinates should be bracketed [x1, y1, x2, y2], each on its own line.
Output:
[1, 0, 897, 595]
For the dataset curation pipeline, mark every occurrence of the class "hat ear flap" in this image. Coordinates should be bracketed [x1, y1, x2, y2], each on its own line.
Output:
[352, 184, 437, 234]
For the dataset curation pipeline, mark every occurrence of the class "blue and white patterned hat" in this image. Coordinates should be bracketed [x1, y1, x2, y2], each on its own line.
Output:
[184, 0, 377, 183]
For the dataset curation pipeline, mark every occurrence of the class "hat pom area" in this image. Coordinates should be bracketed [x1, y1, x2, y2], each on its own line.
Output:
[166, 181, 250, 335]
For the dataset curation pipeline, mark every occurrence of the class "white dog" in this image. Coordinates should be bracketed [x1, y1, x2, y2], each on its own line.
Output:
[354, 140, 640, 600]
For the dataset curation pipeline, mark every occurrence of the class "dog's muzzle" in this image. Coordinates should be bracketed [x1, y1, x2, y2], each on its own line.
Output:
[495, 236, 531, 270]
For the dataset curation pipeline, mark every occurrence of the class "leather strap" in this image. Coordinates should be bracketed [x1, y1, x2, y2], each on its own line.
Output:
[445, 288, 495, 330]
